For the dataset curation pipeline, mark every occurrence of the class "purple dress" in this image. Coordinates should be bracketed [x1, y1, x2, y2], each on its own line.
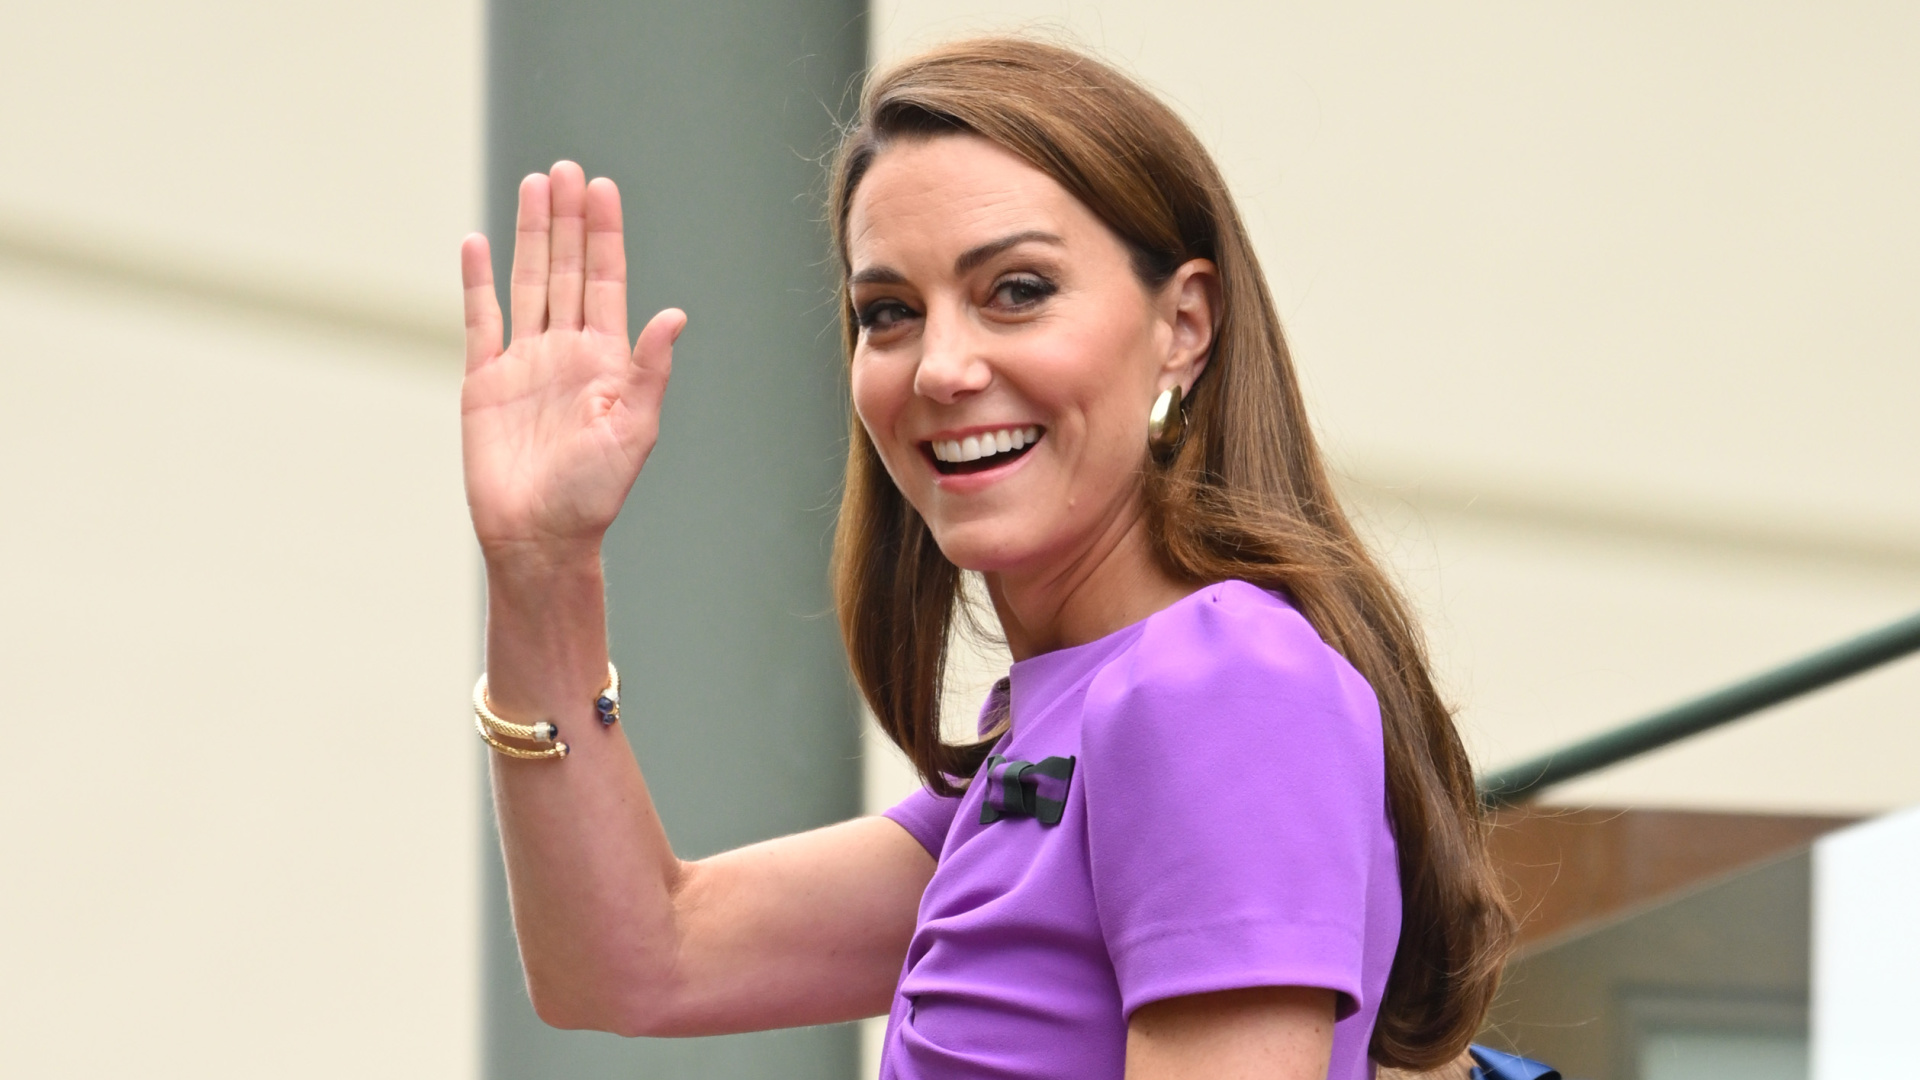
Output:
[880, 580, 1402, 1080]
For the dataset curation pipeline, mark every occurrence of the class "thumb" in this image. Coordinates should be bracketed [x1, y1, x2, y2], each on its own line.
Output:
[628, 307, 687, 406]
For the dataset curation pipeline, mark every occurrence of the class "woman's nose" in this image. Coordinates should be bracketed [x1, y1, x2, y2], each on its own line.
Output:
[912, 311, 992, 404]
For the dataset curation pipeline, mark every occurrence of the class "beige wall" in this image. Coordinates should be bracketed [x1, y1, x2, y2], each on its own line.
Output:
[864, 2, 1920, 817]
[0, 2, 484, 1076]
[0, 0, 479, 337]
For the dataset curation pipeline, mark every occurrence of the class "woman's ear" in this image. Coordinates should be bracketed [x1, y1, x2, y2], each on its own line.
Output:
[1159, 258, 1220, 392]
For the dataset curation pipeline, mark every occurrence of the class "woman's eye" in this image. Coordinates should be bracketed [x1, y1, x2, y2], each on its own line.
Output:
[857, 300, 919, 332]
[990, 275, 1056, 309]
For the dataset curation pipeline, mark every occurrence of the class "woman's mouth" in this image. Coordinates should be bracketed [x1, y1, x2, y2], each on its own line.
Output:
[925, 425, 1043, 476]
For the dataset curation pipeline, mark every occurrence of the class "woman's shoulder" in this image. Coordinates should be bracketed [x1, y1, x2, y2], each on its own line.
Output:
[1084, 579, 1381, 746]
[1130, 579, 1364, 688]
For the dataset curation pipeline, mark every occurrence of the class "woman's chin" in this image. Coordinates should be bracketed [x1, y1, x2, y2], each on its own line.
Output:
[927, 525, 1045, 578]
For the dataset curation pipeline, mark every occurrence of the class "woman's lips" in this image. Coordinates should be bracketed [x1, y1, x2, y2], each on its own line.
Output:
[924, 425, 1043, 475]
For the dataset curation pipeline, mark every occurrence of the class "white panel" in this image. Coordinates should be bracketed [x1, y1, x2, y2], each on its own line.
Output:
[1811, 804, 1920, 1079]
[0, 260, 480, 1078]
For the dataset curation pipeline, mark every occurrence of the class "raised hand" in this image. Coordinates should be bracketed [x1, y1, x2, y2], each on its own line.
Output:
[460, 161, 685, 563]
[464, 168, 932, 1051]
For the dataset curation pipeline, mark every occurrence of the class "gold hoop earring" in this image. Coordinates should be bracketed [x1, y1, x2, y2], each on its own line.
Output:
[1147, 384, 1185, 462]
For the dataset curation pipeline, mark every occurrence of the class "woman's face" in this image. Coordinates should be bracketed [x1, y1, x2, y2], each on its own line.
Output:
[845, 134, 1213, 579]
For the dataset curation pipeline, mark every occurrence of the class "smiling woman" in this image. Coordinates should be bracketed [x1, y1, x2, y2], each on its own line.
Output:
[458, 36, 1513, 1080]
[841, 132, 1214, 606]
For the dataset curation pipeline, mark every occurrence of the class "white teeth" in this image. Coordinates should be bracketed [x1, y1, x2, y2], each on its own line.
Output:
[929, 427, 1043, 465]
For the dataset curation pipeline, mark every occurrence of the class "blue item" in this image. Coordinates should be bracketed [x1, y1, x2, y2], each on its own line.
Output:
[1469, 1044, 1560, 1080]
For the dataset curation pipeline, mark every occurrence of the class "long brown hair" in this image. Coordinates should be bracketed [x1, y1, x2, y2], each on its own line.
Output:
[827, 37, 1514, 1071]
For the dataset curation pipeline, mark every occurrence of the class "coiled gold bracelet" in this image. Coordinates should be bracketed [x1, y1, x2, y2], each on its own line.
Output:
[472, 662, 621, 761]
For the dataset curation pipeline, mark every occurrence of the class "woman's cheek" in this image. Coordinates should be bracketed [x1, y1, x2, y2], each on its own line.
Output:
[848, 356, 893, 442]
[849, 359, 922, 498]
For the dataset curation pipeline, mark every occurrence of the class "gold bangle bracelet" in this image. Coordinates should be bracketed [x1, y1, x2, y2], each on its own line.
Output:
[474, 712, 569, 759]
[593, 663, 621, 726]
[471, 662, 620, 760]
[472, 673, 560, 743]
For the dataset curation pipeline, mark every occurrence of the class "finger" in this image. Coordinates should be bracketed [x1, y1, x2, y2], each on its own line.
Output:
[509, 173, 551, 342]
[583, 177, 627, 339]
[627, 307, 687, 411]
[546, 161, 588, 332]
[460, 233, 504, 372]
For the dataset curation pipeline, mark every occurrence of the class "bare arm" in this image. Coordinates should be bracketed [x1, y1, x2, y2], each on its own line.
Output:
[1125, 987, 1337, 1080]
[462, 161, 931, 1037]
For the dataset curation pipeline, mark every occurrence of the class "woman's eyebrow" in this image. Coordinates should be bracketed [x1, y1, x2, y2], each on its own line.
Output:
[847, 230, 1065, 287]
[849, 265, 907, 287]
[954, 230, 1064, 275]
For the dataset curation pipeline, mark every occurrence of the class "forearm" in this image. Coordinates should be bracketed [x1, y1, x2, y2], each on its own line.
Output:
[483, 544, 687, 1033]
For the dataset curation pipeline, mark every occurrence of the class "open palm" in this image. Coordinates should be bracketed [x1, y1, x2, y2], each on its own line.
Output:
[460, 162, 685, 558]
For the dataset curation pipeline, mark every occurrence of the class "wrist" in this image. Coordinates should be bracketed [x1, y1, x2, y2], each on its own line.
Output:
[482, 548, 612, 711]
[482, 536, 605, 583]
[483, 541, 609, 652]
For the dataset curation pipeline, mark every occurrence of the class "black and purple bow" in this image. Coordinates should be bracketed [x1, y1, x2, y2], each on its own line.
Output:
[978, 754, 1076, 825]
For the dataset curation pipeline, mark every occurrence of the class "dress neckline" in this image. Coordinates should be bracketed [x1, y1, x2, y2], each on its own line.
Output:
[1004, 581, 1242, 727]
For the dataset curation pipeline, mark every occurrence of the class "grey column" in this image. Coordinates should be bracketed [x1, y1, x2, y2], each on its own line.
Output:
[482, 3, 868, 1077]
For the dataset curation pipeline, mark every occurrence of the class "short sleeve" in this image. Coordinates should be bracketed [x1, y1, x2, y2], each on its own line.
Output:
[1080, 582, 1392, 1020]
[884, 785, 961, 858]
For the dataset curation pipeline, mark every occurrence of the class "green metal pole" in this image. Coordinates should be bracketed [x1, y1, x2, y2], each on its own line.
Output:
[1480, 610, 1920, 807]
[481, 1, 866, 1077]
